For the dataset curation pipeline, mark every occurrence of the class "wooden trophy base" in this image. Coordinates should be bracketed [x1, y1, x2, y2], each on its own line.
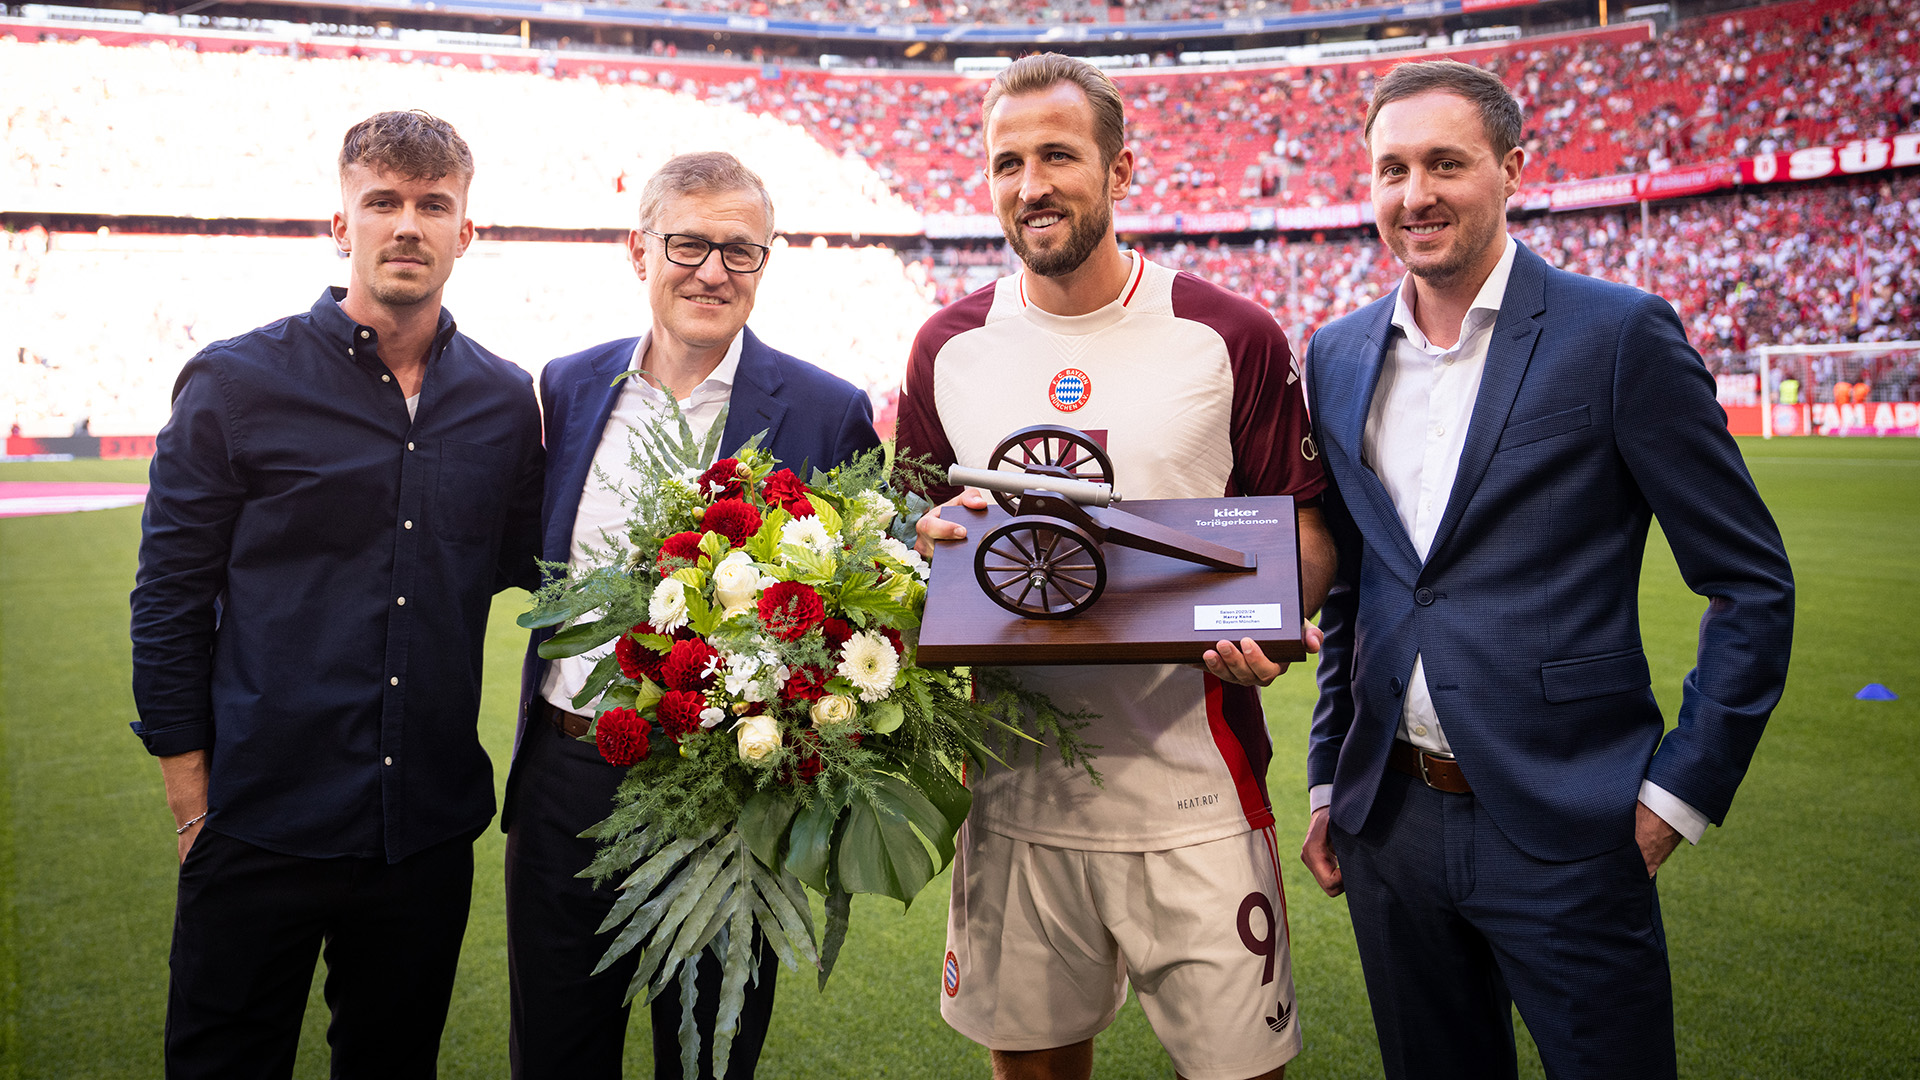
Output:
[916, 496, 1305, 666]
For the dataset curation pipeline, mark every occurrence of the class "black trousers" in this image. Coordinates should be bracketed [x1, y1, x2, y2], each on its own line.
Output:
[505, 717, 780, 1080]
[165, 827, 475, 1080]
[1330, 766, 1676, 1080]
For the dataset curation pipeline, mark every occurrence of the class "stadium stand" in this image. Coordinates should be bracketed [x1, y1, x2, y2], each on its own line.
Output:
[6, 0, 1914, 222]
[4, 0, 1917, 437]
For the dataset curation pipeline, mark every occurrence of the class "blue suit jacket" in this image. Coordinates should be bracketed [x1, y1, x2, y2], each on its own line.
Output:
[1305, 243, 1793, 862]
[503, 327, 880, 823]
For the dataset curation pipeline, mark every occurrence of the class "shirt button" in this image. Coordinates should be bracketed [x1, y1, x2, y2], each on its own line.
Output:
[397, 596, 406, 606]
[1432, 424, 1445, 437]
[382, 374, 392, 383]
[347, 347, 354, 356]
[404, 520, 414, 530]
[390, 676, 399, 686]
[1413, 725, 1429, 737]
[360, 329, 371, 340]
[384, 756, 393, 766]
[407, 442, 415, 451]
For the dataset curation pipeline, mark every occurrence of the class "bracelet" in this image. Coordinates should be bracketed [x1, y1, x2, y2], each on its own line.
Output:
[175, 811, 208, 836]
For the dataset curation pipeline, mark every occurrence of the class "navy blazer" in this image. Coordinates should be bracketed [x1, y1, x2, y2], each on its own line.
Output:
[1305, 243, 1793, 862]
[503, 327, 880, 823]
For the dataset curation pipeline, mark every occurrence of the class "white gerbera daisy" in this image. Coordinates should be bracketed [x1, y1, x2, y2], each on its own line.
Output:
[781, 514, 837, 558]
[837, 630, 900, 702]
[649, 577, 690, 634]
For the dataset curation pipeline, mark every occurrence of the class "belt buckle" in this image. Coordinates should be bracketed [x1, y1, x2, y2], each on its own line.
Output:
[1416, 748, 1455, 790]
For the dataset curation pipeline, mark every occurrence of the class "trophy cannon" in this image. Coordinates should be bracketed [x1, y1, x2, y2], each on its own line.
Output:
[950, 425, 1257, 620]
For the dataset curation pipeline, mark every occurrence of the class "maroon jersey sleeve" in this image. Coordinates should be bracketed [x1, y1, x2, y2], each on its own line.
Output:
[1170, 271, 1327, 502]
[892, 282, 995, 504]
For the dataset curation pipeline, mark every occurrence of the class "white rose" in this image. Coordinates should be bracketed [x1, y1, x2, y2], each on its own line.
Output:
[712, 551, 762, 618]
[648, 576, 690, 633]
[735, 714, 782, 764]
[809, 694, 859, 729]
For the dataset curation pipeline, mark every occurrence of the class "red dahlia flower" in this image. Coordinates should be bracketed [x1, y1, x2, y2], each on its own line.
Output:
[595, 707, 650, 766]
[661, 637, 720, 692]
[658, 531, 705, 573]
[783, 497, 815, 519]
[615, 622, 668, 682]
[758, 581, 826, 641]
[698, 458, 747, 500]
[761, 469, 807, 506]
[789, 731, 824, 784]
[820, 617, 855, 651]
[656, 690, 708, 742]
[700, 500, 762, 547]
[780, 664, 830, 703]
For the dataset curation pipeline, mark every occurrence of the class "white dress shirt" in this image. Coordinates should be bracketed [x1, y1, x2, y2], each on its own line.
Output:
[1308, 238, 1706, 844]
[539, 331, 743, 715]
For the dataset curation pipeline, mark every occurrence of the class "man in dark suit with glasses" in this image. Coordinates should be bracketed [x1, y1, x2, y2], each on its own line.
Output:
[503, 151, 879, 1079]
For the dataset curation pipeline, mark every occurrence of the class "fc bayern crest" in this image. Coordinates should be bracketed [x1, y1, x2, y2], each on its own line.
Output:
[1049, 368, 1091, 412]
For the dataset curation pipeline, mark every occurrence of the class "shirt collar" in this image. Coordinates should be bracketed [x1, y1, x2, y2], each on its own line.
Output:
[315, 286, 458, 362]
[627, 330, 744, 396]
[1389, 235, 1518, 352]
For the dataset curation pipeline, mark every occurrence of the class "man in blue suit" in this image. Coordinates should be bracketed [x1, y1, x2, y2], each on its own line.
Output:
[503, 152, 880, 1080]
[1297, 61, 1793, 1078]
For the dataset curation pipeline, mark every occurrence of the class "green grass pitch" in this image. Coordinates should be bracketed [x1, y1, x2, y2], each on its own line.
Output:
[2, 436, 1916, 1078]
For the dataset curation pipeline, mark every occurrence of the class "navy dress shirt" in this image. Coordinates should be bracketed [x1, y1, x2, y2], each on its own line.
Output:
[131, 288, 543, 862]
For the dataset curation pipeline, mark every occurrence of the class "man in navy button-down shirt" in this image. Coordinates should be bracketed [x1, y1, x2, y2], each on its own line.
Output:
[130, 110, 542, 1079]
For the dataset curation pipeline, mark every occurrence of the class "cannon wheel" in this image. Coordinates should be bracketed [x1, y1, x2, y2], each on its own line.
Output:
[975, 517, 1107, 619]
[984, 425, 1115, 515]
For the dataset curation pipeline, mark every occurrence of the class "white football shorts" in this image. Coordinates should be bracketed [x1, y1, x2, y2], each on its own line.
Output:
[939, 822, 1301, 1080]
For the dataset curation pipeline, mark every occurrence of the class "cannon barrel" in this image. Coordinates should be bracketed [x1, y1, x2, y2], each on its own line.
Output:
[947, 465, 1116, 507]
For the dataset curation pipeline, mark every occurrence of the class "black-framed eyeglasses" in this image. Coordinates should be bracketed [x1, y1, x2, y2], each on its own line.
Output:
[643, 230, 771, 274]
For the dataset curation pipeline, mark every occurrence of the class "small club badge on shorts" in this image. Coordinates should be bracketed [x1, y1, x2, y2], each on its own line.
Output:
[943, 950, 960, 997]
[1048, 368, 1091, 412]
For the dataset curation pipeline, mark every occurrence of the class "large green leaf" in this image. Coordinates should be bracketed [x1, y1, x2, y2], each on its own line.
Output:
[569, 651, 625, 713]
[624, 838, 734, 1001]
[739, 788, 800, 870]
[873, 773, 958, 871]
[709, 901, 757, 1080]
[538, 618, 627, 659]
[817, 884, 852, 991]
[836, 785, 934, 903]
[784, 790, 843, 893]
[517, 587, 607, 629]
[904, 757, 972, 834]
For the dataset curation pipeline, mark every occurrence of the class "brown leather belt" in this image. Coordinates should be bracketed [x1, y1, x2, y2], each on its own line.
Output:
[1387, 740, 1473, 794]
[539, 699, 592, 739]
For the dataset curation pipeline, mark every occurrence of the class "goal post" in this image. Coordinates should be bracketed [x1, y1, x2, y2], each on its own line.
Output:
[1752, 342, 1920, 438]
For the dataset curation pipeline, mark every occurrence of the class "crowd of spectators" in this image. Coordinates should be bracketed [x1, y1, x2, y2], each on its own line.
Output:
[7, 0, 1916, 225]
[0, 38, 919, 234]
[609, 0, 1108, 28]
[13, 170, 1915, 436]
[4, 229, 934, 437]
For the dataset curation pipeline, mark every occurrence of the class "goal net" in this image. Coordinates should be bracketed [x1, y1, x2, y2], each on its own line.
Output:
[1753, 342, 1920, 437]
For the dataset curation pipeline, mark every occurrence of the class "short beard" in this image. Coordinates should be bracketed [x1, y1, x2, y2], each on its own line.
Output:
[1390, 212, 1500, 293]
[1006, 194, 1111, 279]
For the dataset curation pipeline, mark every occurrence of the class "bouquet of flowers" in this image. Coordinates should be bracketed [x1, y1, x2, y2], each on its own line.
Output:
[519, 401, 1094, 1080]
